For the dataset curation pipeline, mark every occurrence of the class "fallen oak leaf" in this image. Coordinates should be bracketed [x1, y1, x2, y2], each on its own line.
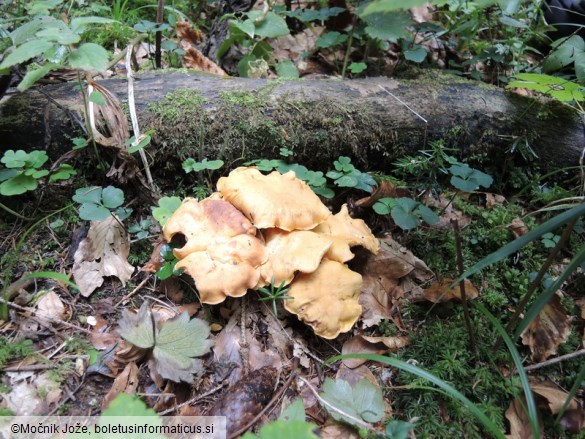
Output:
[414, 278, 479, 303]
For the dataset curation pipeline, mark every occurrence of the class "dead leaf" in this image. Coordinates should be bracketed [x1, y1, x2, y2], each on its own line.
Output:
[505, 396, 540, 439]
[213, 312, 244, 385]
[426, 193, 471, 229]
[416, 278, 479, 303]
[483, 192, 506, 209]
[320, 422, 361, 439]
[355, 181, 409, 208]
[529, 378, 578, 414]
[509, 217, 529, 239]
[180, 42, 227, 75]
[176, 21, 205, 45]
[560, 409, 585, 434]
[72, 216, 134, 297]
[336, 363, 378, 387]
[521, 295, 571, 362]
[102, 362, 139, 409]
[36, 290, 65, 320]
[341, 335, 389, 369]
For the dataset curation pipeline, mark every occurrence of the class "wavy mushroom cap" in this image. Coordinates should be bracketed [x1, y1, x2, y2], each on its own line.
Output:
[259, 228, 333, 286]
[313, 204, 380, 261]
[176, 234, 266, 304]
[284, 259, 363, 339]
[217, 167, 332, 231]
[163, 197, 256, 259]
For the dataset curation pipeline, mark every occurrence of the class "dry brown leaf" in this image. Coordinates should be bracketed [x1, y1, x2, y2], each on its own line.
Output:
[36, 290, 65, 320]
[505, 397, 539, 439]
[529, 378, 578, 414]
[180, 41, 227, 75]
[354, 180, 409, 208]
[484, 192, 507, 209]
[509, 217, 529, 239]
[341, 335, 390, 369]
[102, 362, 139, 410]
[176, 21, 205, 45]
[560, 409, 585, 434]
[521, 295, 571, 362]
[417, 278, 479, 303]
[426, 193, 471, 229]
[320, 422, 362, 439]
[72, 216, 134, 297]
[336, 363, 378, 387]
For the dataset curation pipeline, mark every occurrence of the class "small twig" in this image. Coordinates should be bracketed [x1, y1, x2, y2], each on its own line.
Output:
[0, 297, 92, 335]
[106, 33, 147, 70]
[46, 376, 85, 417]
[228, 371, 297, 439]
[520, 349, 585, 373]
[240, 296, 250, 374]
[297, 376, 372, 431]
[2, 364, 56, 372]
[115, 275, 152, 308]
[158, 383, 227, 416]
[451, 219, 477, 355]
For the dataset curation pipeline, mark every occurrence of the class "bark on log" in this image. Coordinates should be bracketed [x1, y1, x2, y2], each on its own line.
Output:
[0, 70, 583, 174]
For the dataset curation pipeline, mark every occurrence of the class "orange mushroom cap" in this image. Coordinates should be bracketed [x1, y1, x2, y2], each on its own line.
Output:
[163, 197, 256, 259]
[217, 167, 332, 231]
[284, 259, 363, 339]
[313, 204, 380, 262]
[259, 228, 333, 286]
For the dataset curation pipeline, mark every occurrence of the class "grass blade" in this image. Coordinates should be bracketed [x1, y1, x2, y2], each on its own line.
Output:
[474, 303, 539, 439]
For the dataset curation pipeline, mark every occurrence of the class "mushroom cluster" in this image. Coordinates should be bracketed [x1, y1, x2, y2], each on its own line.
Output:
[163, 167, 380, 339]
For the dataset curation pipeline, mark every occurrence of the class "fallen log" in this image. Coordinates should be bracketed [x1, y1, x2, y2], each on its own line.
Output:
[0, 70, 582, 174]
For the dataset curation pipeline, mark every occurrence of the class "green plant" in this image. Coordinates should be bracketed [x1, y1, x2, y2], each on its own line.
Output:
[256, 277, 292, 318]
[156, 243, 183, 280]
[182, 158, 224, 173]
[0, 336, 34, 368]
[449, 163, 494, 192]
[152, 196, 181, 227]
[72, 186, 131, 221]
[128, 219, 152, 240]
[326, 156, 377, 193]
[541, 231, 560, 248]
[0, 149, 76, 217]
[0, 0, 114, 91]
[373, 197, 439, 230]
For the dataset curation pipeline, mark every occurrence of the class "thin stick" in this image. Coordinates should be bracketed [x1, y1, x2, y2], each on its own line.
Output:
[521, 348, 585, 373]
[0, 297, 92, 335]
[158, 383, 227, 416]
[125, 46, 155, 191]
[115, 275, 151, 308]
[451, 218, 477, 355]
[228, 371, 297, 439]
[378, 85, 428, 123]
[2, 364, 56, 372]
[297, 376, 372, 430]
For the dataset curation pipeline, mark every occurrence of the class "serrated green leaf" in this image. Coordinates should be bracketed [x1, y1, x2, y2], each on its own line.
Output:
[320, 378, 384, 427]
[102, 186, 125, 209]
[363, 11, 412, 42]
[360, 0, 433, 16]
[70, 16, 116, 33]
[242, 420, 319, 439]
[118, 303, 155, 349]
[315, 31, 348, 48]
[36, 25, 80, 45]
[507, 73, 585, 102]
[276, 60, 299, 78]
[18, 63, 60, 91]
[101, 393, 159, 417]
[249, 11, 290, 38]
[0, 174, 38, 195]
[26, 0, 62, 15]
[279, 398, 306, 422]
[68, 43, 109, 71]
[11, 17, 57, 45]
[78, 203, 111, 221]
[0, 39, 55, 70]
[152, 196, 182, 226]
[234, 18, 256, 38]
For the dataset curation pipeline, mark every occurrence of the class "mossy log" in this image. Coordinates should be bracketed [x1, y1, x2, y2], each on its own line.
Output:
[0, 70, 582, 174]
